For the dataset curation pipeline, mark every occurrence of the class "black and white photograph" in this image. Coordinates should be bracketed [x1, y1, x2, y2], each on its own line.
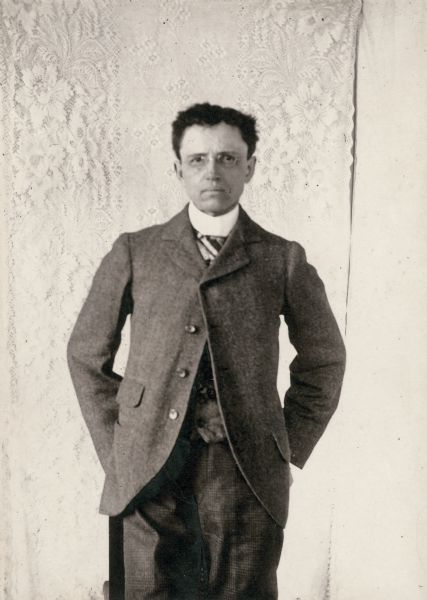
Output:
[1, 1, 426, 599]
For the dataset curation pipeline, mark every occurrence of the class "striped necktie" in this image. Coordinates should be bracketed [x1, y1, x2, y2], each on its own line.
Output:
[196, 232, 227, 265]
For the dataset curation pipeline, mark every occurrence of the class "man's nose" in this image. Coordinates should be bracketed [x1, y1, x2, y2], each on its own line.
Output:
[205, 156, 220, 179]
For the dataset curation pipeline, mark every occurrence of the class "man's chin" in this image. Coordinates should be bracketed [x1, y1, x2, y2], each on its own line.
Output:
[196, 195, 237, 216]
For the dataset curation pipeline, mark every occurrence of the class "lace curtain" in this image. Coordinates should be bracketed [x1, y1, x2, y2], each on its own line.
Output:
[1, 1, 360, 598]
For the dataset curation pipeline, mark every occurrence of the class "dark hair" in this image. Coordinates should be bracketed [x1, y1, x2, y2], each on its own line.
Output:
[172, 102, 259, 159]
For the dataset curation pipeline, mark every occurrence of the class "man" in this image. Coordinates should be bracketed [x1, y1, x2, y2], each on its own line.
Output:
[67, 103, 346, 600]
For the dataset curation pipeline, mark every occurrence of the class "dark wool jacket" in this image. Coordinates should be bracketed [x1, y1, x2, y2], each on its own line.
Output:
[67, 204, 346, 527]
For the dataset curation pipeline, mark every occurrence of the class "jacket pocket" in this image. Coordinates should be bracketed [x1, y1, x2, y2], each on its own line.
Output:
[272, 432, 290, 463]
[116, 376, 145, 408]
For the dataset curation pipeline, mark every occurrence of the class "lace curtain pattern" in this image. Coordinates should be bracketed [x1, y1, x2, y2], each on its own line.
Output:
[1, 1, 360, 597]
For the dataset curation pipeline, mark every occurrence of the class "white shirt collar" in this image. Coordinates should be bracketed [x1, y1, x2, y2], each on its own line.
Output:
[188, 202, 239, 237]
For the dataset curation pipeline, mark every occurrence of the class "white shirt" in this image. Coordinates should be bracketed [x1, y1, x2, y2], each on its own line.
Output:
[188, 202, 239, 237]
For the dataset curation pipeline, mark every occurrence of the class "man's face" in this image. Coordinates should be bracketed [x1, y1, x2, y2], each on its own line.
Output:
[174, 122, 256, 216]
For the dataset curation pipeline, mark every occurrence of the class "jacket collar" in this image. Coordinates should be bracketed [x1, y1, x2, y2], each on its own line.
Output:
[161, 203, 263, 283]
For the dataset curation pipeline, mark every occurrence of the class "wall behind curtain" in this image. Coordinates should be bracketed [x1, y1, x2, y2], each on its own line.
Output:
[331, 1, 427, 598]
[1, 1, 360, 598]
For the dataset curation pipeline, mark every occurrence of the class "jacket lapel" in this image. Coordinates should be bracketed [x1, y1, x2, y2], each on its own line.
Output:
[161, 203, 263, 283]
[201, 207, 263, 284]
[160, 205, 207, 280]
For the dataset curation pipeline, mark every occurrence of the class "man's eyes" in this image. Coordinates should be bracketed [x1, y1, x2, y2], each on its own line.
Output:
[219, 154, 238, 165]
[188, 154, 238, 166]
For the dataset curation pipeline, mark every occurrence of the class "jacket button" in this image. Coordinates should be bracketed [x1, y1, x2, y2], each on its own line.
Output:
[185, 324, 198, 333]
[169, 408, 179, 420]
[176, 368, 189, 378]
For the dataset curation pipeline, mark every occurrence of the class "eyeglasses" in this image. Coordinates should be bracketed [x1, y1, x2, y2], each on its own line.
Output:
[183, 153, 240, 169]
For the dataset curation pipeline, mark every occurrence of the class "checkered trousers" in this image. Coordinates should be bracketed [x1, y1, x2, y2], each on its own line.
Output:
[120, 436, 284, 599]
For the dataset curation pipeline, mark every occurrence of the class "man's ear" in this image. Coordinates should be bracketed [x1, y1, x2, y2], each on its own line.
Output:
[174, 159, 183, 180]
[245, 155, 256, 183]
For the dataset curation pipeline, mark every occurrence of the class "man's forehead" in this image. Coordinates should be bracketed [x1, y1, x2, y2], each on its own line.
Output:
[180, 123, 248, 155]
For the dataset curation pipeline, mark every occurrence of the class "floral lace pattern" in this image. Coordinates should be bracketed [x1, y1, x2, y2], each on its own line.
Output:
[1, 0, 360, 597]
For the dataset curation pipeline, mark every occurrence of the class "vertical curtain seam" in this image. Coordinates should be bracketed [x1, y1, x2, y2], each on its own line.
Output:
[345, 1, 364, 336]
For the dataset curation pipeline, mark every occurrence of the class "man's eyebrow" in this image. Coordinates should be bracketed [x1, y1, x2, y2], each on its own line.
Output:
[186, 150, 241, 156]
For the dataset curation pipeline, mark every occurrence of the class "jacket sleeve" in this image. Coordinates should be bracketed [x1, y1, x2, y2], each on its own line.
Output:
[282, 242, 346, 469]
[67, 233, 133, 471]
